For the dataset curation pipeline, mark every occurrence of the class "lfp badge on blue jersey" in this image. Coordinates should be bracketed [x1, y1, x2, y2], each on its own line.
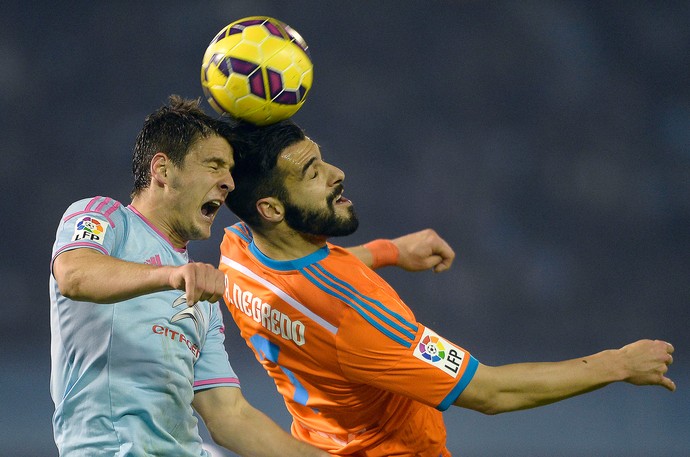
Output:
[72, 215, 109, 245]
[413, 327, 466, 378]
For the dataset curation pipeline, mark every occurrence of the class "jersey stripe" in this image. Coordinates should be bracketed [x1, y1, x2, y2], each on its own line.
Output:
[313, 263, 417, 334]
[64, 196, 120, 228]
[228, 223, 253, 243]
[102, 198, 120, 221]
[302, 265, 417, 347]
[53, 242, 109, 259]
[92, 196, 111, 213]
[221, 255, 337, 334]
[193, 376, 240, 388]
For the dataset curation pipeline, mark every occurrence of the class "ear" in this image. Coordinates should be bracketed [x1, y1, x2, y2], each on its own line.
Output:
[150, 152, 169, 186]
[256, 197, 284, 223]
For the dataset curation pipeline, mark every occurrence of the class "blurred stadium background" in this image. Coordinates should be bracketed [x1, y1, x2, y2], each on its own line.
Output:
[1, 1, 688, 456]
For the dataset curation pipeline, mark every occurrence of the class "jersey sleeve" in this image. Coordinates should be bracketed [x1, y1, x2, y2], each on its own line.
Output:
[336, 311, 478, 411]
[193, 302, 240, 391]
[51, 196, 126, 269]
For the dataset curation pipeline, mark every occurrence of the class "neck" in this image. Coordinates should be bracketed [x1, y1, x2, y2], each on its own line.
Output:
[131, 193, 186, 249]
[251, 225, 327, 261]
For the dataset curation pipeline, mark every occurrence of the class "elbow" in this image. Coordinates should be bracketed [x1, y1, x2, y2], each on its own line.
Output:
[205, 423, 222, 447]
[204, 420, 235, 452]
[471, 393, 539, 416]
[53, 253, 81, 300]
[55, 268, 103, 303]
[478, 404, 508, 416]
[53, 250, 113, 303]
[455, 383, 516, 415]
[54, 265, 78, 299]
[57, 273, 88, 302]
[456, 390, 506, 415]
[474, 388, 538, 415]
[456, 364, 525, 416]
[470, 397, 506, 416]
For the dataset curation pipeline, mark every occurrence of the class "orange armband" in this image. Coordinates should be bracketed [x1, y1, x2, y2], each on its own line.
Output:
[363, 239, 399, 268]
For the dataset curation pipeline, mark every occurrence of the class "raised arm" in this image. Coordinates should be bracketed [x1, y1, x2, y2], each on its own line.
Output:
[348, 228, 455, 272]
[193, 386, 329, 457]
[456, 339, 675, 415]
[52, 248, 225, 306]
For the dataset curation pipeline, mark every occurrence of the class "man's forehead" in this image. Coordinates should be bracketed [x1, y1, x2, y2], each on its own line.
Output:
[280, 138, 319, 168]
[190, 135, 233, 161]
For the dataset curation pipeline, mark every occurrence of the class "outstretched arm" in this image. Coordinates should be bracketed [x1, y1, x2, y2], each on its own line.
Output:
[456, 339, 675, 415]
[348, 228, 455, 272]
[193, 386, 329, 457]
[53, 248, 225, 306]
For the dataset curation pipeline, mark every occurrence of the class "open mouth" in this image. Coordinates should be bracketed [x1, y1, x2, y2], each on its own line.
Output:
[332, 189, 351, 205]
[201, 200, 222, 219]
[335, 195, 351, 204]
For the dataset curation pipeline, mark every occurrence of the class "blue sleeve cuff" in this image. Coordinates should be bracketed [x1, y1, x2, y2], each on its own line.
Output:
[437, 355, 479, 411]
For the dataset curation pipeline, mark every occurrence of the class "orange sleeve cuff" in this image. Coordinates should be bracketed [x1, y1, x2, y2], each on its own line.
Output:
[363, 239, 399, 269]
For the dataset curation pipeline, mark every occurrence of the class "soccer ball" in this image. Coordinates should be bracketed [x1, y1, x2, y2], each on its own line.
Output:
[201, 16, 313, 126]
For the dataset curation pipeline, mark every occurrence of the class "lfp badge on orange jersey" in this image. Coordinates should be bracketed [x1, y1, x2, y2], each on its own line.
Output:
[413, 327, 469, 378]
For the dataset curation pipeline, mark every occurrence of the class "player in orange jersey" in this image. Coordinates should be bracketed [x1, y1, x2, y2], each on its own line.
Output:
[219, 120, 675, 456]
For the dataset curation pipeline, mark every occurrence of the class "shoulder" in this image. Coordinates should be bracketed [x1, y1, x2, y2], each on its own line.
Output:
[220, 222, 253, 255]
[62, 196, 127, 228]
[223, 222, 253, 242]
[53, 197, 128, 259]
[327, 243, 365, 264]
[66, 196, 124, 212]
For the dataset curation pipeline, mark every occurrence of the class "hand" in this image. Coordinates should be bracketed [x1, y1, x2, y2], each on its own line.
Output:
[392, 229, 455, 273]
[167, 262, 226, 306]
[620, 339, 675, 391]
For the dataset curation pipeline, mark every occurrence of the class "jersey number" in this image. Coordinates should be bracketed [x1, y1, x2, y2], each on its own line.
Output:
[249, 334, 309, 406]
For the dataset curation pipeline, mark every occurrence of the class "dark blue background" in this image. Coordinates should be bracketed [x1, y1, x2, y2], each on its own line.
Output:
[1, 2, 688, 456]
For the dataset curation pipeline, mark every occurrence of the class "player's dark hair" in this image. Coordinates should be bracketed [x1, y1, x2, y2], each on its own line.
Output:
[130, 95, 233, 198]
[225, 119, 306, 227]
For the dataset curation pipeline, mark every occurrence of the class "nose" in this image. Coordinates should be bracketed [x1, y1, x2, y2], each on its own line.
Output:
[220, 170, 235, 193]
[328, 163, 345, 186]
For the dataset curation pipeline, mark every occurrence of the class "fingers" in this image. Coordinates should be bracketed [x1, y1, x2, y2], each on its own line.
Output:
[661, 340, 674, 354]
[209, 268, 227, 303]
[194, 263, 226, 305]
[430, 235, 455, 273]
[659, 340, 676, 391]
[173, 262, 226, 306]
[657, 340, 675, 367]
[622, 339, 676, 391]
[430, 255, 451, 273]
[432, 248, 455, 272]
[662, 377, 677, 392]
[395, 229, 456, 272]
[658, 353, 675, 392]
[184, 270, 197, 306]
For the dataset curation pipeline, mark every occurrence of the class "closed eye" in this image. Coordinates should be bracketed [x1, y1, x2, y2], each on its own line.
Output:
[300, 157, 317, 179]
[205, 157, 231, 172]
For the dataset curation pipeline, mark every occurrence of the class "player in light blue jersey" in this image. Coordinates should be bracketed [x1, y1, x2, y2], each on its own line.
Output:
[51, 196, 238, 455]
[50, 96, 330, 457]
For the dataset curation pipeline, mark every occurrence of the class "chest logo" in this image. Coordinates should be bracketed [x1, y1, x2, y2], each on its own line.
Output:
[171, 294, 207, 336]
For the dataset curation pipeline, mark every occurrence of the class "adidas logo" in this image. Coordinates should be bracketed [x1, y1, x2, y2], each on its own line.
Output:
[145, 254, 162, 266]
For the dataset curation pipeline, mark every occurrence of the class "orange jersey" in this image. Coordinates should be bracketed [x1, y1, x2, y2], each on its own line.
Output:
[219, 223, 478, 456]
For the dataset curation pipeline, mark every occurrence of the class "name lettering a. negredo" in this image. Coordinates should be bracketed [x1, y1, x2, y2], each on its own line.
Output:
[228, 283, 306, 346]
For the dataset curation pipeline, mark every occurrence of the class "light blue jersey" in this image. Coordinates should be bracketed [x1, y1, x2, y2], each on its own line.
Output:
[50, 196, 240, 457]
